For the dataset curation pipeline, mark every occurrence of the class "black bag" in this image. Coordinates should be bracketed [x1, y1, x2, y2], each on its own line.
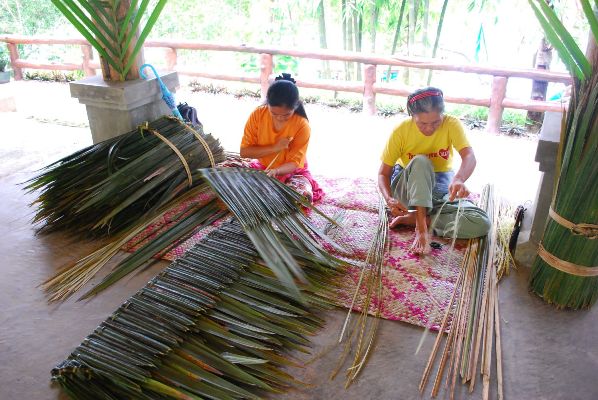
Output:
[177, 102, 203, 130]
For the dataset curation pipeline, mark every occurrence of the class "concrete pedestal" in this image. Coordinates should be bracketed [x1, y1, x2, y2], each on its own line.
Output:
[529, 111, 562, 244]
[70, 72, 180, 143]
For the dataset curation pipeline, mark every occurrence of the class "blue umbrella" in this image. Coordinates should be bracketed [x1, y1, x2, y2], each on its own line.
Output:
[139, 63, 183, 120]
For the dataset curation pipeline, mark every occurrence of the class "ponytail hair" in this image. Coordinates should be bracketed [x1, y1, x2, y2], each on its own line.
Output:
[266, 73, 308, 120]
[406, 87, 445, 116]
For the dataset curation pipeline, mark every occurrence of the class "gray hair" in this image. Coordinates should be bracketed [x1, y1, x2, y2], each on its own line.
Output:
[406, 87, 445, 115]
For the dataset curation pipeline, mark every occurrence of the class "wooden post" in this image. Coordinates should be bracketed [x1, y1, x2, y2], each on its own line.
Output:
[165, 48, 177, 71]
[260, 53, 273, 101]
[487, 76, 508, 134]
[363, 64, 377, 115]
[81, 44, 96, 76]
[7, 42, 22, 80]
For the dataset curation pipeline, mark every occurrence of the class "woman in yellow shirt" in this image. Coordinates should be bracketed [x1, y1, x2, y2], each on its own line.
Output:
[378, 87, 490, 254]
[240, 74, 322, 202]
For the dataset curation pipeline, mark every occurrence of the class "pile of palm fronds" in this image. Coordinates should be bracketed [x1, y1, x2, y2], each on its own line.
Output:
[528, 0, 598, 309]
[41, 168, 344, 303]
[420, 185, 504, 400]
[332, 193, 388, 387]
[52, 221, 345, 399]
[41, 184, 223, 302]
[24, 116, 224, 238]
[201, 168, 345, 299]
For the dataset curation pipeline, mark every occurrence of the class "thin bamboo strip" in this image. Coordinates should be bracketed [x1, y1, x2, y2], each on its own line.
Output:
[495, 285, 503, 400]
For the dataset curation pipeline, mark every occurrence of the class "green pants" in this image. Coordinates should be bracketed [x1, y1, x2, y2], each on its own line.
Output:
[390, 155, 490, 239]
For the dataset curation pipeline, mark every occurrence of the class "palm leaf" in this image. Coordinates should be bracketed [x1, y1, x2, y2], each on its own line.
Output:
[52, 221, 343, 399]
[122, 0, 168, 77]
[24, 116, 224, 238]
[51, 0, 168, 80]
[528, 0, 591, 80]
[201, 168, 345, 300]
[50, 0, 122, 72]
[580, 0, 598, 44]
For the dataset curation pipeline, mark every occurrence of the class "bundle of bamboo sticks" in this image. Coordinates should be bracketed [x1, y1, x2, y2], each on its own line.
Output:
[420, 185, 505, 400]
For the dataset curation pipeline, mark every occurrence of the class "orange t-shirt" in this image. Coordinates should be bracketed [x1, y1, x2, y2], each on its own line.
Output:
[241, 105, 310, 169]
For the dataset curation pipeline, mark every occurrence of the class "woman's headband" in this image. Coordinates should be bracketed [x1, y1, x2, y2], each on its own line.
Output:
[408, 90, 443, 104]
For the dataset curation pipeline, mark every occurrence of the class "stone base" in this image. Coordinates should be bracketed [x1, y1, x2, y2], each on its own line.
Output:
[70, 72, 180, 143]
[529, 111, 562, 244]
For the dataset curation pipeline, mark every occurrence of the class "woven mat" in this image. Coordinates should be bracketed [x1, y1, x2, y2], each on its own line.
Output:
[124, 176, 465, 330]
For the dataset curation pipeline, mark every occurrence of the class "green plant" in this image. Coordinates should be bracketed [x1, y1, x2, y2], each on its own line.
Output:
[0, 48, 8, 72]
[50, 0, 168, 81]
[24, 70, 83, 82]
[527, 0, 598, 309]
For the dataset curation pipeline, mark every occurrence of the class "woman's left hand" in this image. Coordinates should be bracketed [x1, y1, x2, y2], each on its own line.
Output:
[266, 168, 279, 177]
[448, 178, 470, 201]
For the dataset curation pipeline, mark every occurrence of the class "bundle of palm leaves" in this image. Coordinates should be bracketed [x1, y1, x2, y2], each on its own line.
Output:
[201, 168, 345, 299]
[528, 0, 598, 309]
[24, 116, 224, 237]
[52, 221, 344, 399]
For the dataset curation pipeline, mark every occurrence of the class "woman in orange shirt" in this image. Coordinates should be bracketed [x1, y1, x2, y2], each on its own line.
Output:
[240, 74, 323, 202]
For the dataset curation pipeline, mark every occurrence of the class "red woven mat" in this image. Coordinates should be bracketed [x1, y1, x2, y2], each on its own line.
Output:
[124, 176, 465, 330]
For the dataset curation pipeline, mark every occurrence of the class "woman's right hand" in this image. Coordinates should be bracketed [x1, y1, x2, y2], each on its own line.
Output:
[274, 137, 293, 151]
[386, 197, 408, 217]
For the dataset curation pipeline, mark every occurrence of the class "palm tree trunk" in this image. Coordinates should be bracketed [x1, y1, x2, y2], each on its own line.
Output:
[98, 0, 143, 81]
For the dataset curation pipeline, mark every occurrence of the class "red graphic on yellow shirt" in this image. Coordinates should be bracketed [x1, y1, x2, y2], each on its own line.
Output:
[438, 148, 449, 160]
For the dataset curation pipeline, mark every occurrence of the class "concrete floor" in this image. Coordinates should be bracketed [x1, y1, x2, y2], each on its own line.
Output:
[0, 81, 596, 400]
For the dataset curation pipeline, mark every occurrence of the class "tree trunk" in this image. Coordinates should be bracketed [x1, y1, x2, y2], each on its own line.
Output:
[387, 0, 407, 83]
[427, 0, 449, 85]
[422, 0, 429, 49]
[342, 0, 351, 80]
[354, 11, 362, 81]
[98, 0, 143, 81]
[405, 0, 420, 84]
[370, 3, 380, 53]
[346, 0, 354, 81]
[527, 36, 553, 124]
[317, 0, 330, 79]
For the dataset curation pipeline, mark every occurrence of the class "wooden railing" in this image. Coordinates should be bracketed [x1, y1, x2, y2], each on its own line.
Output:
[1, 34, 571, 133]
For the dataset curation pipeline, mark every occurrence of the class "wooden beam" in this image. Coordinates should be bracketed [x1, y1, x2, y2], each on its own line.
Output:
[260, 53, 273, 101]
[81, 45, 96, 77]
[6, 43, 22, 80]
[176, 70, 260, 84]
[12, 59, 82, 71]
[487, 77, 508, 134]
[363, 64, 377, 115]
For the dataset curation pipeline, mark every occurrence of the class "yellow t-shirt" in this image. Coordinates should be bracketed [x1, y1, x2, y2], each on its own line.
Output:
[380, 115, 470, 172]
[241, 105, 310, 168]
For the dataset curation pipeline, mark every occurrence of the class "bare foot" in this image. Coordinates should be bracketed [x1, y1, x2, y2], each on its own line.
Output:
[389, 212, 416, 228]
[410, 229, 430, 255]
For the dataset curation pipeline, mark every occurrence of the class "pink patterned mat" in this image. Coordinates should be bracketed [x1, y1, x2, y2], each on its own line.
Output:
[124, 177, 465, 330]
